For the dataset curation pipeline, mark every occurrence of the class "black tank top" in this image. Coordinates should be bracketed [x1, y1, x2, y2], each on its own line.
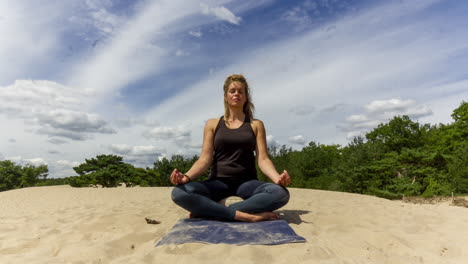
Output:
[209, 115, 257, 182]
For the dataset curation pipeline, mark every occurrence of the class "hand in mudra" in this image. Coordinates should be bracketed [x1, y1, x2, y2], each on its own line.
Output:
[274, 170, 291, 187]
[170, 168, 190, 185]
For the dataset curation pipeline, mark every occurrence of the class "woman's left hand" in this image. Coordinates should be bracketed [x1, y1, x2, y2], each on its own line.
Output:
[274, 170, 291, 187]
[170, 168, 190, 185]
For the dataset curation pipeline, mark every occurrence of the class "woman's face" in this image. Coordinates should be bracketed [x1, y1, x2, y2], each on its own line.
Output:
[225, 81, 247, 108]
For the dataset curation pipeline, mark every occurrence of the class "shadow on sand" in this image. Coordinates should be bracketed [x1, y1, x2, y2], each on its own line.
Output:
[275, 210, 312, 224]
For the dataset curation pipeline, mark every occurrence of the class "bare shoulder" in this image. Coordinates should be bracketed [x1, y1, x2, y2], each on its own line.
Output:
[205, 118, 220, 131]
[251, 119, 265, 136]
[252, 119, 265, 128]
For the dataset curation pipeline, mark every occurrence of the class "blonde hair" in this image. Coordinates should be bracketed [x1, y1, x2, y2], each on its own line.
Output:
[223, 74, 255, 121]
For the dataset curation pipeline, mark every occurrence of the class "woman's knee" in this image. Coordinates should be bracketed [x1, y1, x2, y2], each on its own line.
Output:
[265, 184, 290, 207]
[171, 182, 209, 204]
[171, 186, 187, 204]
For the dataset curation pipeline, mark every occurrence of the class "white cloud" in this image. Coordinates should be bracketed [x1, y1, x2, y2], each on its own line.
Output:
[6, 156, 48, 167]
[303, 0, 318, 11]
[365, 98, 416, 113]
[26, 158, 48, 166]
[69, 1, 206, 99]
[289, 105, 315, 116]
[143, 125, 194, 151]
[282, 6, 312, 28]
[86, 1, 125, 34]
[109, 144, 164, 156]
[345, 131, 363, 140]
[279, 0, 350, 31]
[108, 144, 132, 155]
[230, 0, 276, 14]
[37, 109, 115, 134]
[175, 49, 189, 56]
[108, 144, 165, 168]
[83, 0, 113, 10]
[346, 114, 369, 123]
[2, 0, 468, 177]
[288, 135, 306, 145]
[189, 29, 203, 37]
[0, 80, 90, 116]
[143, 126, 191, 141]
[201, 4, 242, 25]
[111, 117, 161, 129]
[364, 98, 433, 120]
[0, 80, 114, 141]
[47, 138, 69, 145]
[56, 160, 80, 167]
[132, 145, 164, 156]
[266, 135, 281, 149]
[342, 98, 433, 139]
[144, 0, 468, 149]
[50, 160, 81, 177]
[68, 0, 127, 40]
[37, 129, 91, 141]
[0, 2, 60, 83]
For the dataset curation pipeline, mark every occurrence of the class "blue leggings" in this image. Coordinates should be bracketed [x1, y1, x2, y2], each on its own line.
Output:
[171, 179, 290, 221]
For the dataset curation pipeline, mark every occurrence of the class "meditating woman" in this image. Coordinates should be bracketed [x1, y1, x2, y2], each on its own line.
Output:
[170, 74, 290, 222]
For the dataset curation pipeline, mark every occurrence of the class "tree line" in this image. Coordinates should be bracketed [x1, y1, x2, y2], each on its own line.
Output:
[0, 160, 48, 191]
[1, 101, 466, 199]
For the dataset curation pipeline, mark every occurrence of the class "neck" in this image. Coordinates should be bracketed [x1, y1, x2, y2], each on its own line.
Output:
[227, 107, 245, 121]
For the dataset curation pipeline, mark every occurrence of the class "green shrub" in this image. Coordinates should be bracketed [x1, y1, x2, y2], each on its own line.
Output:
[367, 187, 403, 200]
[422, 176, 453, 197]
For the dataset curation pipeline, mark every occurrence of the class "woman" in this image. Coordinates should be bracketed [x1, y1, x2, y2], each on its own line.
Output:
[170, 74, 290, 222]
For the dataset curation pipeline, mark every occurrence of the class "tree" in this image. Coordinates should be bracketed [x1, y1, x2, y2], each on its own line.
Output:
[30, 100, 467, 197]
[366, 115, 428, 153]
[152, 155, 199, 186]
[73, 154, 135, 187]
[299, 142, 341, 189]
[134, 168, 160, 187]
[426, 101, 468, 154]
[0, 161, 49, 191]
[448, 141, 468, 193]
[449, 101, 468, 147]
[451, 101, 468, 124]
[19, 164, 48, 188]
[0, 160, 22, 191]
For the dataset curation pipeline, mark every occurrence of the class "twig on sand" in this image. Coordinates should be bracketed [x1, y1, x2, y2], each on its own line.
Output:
[145, 217, 161, 224]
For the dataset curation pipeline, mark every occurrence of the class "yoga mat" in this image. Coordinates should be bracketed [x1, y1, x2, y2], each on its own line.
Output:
[156, 218, 306, 246]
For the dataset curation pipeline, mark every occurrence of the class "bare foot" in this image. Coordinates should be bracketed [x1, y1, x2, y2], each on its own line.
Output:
[235, 211, 279, 222]
[253, 212, 280, 222]
[189, 212, 202, 219]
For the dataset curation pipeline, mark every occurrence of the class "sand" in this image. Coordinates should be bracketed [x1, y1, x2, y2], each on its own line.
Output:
[1, 185, 467, 264]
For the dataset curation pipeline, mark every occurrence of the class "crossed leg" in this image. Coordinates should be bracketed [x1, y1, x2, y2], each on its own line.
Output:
[229, 180, 290, 214]
[171, 179, 289, 222]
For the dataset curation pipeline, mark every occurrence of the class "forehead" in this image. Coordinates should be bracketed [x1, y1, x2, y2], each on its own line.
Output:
[227, 81, 246, 90]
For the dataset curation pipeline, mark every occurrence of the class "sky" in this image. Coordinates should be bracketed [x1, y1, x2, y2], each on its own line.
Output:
[1, 0, 467, 178]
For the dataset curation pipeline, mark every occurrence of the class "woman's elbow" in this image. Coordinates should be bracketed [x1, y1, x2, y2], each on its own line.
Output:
[258, 156, 272, 167]
[198, 155, 212, 168]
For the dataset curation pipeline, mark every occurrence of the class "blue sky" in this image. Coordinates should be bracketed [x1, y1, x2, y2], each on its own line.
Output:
[1, 0, 467, 178]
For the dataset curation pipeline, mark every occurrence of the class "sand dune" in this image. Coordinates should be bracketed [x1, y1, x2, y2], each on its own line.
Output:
[1, 186, 467, 264]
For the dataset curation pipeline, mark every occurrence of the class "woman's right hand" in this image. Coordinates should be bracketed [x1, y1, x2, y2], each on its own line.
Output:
[170, 168, 190, 185]
[274, 170, 291, 187]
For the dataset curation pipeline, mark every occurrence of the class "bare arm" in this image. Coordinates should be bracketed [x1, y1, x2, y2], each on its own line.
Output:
[170, 119, 216, 185]
[253, 120, 291, 187]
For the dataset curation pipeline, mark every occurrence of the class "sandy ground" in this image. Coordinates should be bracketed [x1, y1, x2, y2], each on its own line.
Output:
[1, 185, 467, 264]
